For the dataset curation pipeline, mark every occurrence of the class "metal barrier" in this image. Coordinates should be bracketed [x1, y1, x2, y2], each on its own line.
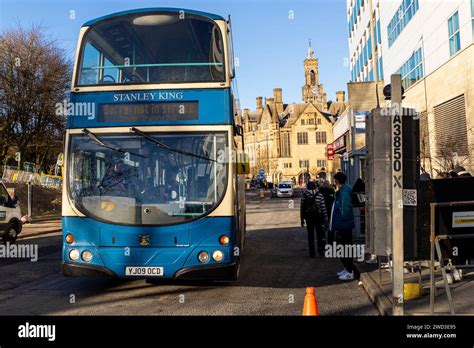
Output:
[429, 201, 474, 315]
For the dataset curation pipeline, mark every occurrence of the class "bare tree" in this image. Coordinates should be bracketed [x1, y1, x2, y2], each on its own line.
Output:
[0, 25, 71, 172]
[433, 136, 471, 175]
[419, 111, 433, 175]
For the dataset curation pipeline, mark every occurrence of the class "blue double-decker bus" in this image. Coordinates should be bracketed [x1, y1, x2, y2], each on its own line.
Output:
[62, 8, 247, 280]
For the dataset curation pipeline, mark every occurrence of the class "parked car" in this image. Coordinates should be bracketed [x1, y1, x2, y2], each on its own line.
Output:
[0, 181, 22, 243]
[276, 181, 294, 198]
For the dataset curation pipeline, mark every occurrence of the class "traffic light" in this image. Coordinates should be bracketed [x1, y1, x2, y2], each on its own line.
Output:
[326, 144, 334, 160]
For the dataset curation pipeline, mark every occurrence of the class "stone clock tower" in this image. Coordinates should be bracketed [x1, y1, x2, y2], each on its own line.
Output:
[302, 41, 327, 110]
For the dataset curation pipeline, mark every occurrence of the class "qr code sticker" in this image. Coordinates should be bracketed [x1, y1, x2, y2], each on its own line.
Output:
[403, 189, 417, 206]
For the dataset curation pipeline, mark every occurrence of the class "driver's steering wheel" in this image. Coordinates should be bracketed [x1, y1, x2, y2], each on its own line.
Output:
[122, 74, 143, 83]
[99, 74, 116, 84]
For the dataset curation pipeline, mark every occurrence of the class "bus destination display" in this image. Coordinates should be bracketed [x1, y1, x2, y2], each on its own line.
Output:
[97, 102, 199, 122]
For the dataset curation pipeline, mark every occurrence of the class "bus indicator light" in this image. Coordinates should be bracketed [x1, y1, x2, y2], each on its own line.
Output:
[65, 234, 74, 244]
[219, 235, 230, 245]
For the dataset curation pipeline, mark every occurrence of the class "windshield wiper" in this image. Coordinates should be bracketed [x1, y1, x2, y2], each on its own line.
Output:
[130, 127, 217, 163]
[82, 128, 147, 158]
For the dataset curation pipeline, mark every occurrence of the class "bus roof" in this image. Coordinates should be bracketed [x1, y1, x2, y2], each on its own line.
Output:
[82, 8, 226, 27]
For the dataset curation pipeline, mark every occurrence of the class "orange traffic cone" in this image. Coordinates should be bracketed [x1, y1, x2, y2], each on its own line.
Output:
[302, 287, 319, 316]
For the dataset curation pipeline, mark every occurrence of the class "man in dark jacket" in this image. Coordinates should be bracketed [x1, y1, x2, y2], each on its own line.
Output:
[316, 179, 335, 242]
[300, 181, 328, 257]
[330, 172, 355, 280]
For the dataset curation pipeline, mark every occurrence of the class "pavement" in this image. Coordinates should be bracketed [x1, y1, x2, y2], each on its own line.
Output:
[356, 259, 474, 315]
[0, 192, 378, 315]
[19, 219, 62, 239]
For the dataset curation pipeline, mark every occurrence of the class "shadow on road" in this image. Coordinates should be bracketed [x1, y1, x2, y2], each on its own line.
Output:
[235, 226, 356, 289]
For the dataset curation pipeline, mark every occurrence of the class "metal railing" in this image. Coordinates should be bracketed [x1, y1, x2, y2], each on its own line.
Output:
[429, 201, 474, 315]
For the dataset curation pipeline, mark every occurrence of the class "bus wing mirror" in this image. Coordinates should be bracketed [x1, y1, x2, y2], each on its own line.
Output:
[227, 15, 236, 79]
[237, 152, 250, 175]
[234, 125, 243, 136]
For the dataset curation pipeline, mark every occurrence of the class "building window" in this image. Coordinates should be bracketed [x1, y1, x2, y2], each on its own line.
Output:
[281, 132, 291, 157]
[297, 132, 308, 145]
[375, 20, 381, 45]
[301, 119, 306, 125]
[397, 48, 423, 90]
[348, 0, 364, 38]
[284, 163, 293, 169]
[377, 56, 384, 80]
[472, 0, 474, 37]
[299, 160, 309, 168]
[317, 118, 322, 125]
[315, 131, 327, 144]
[317, 160, 327, 168]
[310, 70, 316, 85]
[308, 118, 315, 125]
[387, 0, 419, 47]
[448, 11, 461, 56]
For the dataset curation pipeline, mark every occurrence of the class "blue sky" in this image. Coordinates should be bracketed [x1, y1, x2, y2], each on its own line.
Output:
[0, 0, 350, 111]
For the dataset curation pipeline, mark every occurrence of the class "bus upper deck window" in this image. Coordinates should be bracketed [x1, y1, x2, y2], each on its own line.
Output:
[77, 12, 226, 86]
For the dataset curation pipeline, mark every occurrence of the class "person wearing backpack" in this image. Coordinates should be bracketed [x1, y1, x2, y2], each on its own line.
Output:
[316, 179, 335, 243]
[300, 181, 328, 257]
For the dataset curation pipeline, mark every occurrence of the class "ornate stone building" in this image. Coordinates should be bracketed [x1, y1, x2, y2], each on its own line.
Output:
[242, 45, 347, 185]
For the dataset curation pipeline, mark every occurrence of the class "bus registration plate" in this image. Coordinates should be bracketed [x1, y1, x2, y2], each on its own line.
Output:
[125, 266, 164, 277]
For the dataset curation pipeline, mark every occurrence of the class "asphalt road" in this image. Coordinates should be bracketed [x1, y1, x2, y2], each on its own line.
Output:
[0, 192, 378, 315]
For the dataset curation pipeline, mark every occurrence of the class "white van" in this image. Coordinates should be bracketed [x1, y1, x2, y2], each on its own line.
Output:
[0, 181, 22, 243]
[276, 181, 294, 198]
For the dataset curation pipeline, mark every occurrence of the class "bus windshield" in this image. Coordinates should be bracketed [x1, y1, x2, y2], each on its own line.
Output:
[68, 132, 227, 225]
[77, 12, 225, 86]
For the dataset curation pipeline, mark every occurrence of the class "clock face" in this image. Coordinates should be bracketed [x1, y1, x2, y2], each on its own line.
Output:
[311, 87, 318, 94]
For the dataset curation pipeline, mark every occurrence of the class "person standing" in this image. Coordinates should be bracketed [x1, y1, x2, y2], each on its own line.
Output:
[300, 181, 328, 257]
[316, 179, 335, 243]
[330, 172, 355, 280]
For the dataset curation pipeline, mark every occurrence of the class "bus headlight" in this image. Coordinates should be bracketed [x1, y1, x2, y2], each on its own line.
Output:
[69, 249, 80, 261]
[198, 251, 209, 263]
[212, 250, 224, 262]
[81, 250, 93, 262]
